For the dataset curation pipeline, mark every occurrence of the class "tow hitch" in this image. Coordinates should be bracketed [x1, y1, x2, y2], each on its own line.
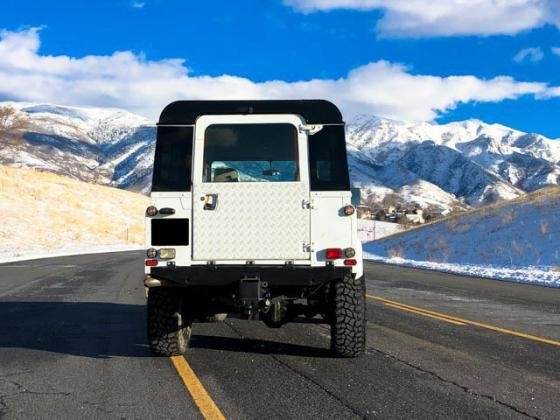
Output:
[238, 274, 264, 319]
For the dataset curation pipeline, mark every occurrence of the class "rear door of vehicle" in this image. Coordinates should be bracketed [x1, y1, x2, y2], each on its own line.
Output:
[191, 114, 311, 263]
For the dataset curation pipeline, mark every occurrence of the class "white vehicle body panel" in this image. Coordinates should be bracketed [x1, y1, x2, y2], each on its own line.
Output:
[145, 113, 363, 278]
[145, 192, 192, 269]
[192, 182, 310, 261]
[191, 114, 311, 262]
[310, 191, 363, 277]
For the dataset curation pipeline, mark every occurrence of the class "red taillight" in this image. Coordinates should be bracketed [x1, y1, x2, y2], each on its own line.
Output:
[145, 259, 158, 267]
[326, 248, 342, 259]
[344, 258, 357, 266]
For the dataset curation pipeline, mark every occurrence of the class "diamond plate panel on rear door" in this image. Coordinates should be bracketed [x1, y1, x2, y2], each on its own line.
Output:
[192, 183, 310, 261]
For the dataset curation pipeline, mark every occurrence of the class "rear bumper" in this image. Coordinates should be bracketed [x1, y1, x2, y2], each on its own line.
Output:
[148, 265, 352, 287]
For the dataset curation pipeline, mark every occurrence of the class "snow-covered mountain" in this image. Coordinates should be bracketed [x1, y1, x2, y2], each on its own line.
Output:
[1, 102, 559, 209]
[0, 102, 155, 193]
[347, 115, 560, 209]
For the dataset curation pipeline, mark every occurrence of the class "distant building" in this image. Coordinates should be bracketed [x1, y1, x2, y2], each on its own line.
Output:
[386, 212, 402, 223]
[405, 209, 425, 224]
[425, 207, 451, 222]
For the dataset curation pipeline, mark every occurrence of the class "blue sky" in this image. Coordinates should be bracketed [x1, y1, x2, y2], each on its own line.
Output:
[1, 0, 560, 137]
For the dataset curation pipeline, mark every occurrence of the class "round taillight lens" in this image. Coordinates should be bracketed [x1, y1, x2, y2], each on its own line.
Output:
[146, 206, 158, 216]
[146, 248, 157, 258]
[343, 205, 355, 216]
[344, 247, 356, 258]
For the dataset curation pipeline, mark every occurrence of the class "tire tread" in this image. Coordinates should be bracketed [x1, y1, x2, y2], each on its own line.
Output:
[147, 288, 191, 356]
[331, 274, 366, 357]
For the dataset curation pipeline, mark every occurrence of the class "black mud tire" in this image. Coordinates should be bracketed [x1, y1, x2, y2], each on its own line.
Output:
[147, 287, 192, 356]
[330, 274, 366, 357]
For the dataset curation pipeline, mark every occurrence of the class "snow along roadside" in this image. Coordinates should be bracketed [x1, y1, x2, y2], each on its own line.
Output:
[0, 244, 144, 264]
[363, 252, 560, 289]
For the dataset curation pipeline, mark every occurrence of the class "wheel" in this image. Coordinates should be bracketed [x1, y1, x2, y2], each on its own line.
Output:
[202, 313, 228, 322]
[147, 287, 192, 356]
[330, 274, 366, 357]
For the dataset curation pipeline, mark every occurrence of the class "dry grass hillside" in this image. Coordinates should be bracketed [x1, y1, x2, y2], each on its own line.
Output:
[366, 185, 560, 264]
[363, 186, 560, 286]
[370, 186, 560, 244]
[0, 165, 148, 259]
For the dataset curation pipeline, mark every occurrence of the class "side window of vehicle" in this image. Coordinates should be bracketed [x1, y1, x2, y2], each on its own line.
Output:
[151, 126, 193, 191]
[308, 125, 350, 191]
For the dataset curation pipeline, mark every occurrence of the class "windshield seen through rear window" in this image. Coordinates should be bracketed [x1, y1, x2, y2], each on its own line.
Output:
[203, 123, 299, 182]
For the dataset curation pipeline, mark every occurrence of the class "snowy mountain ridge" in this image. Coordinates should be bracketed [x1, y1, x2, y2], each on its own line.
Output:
[0, 102, 155, 191]
[347, 114, 560, 209]
[1, 101, 559, 208]
[11, 102, 152, 146]
[347, 114, 560, 164]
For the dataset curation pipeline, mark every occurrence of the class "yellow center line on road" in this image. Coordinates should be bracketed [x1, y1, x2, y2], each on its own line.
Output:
[170, 355, 226, 420]
[367, 294, 560, 348]
[383, 302, 466, 326]
[367, 293, 560, 347]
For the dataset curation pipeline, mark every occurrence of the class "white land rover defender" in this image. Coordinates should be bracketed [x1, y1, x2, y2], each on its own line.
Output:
[144, 100, 365, 357]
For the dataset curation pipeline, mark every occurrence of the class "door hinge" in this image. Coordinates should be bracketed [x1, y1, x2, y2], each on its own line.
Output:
[298, 124, 323, 135]
[302, 199, 314, 209]
[303, 243, 314, 252]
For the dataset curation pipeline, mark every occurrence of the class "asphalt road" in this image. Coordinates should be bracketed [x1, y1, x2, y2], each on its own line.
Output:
[1, 251, 559, 419]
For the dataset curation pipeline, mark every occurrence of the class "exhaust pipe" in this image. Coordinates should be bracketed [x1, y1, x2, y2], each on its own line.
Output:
[144, 275, 163, 288]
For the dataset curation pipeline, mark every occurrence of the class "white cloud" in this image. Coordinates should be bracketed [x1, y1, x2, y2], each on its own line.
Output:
[131, 1, 145, 8]
[552, 47, 560, 56]
[285, 0, 560, 37]
[513, 47, 544, 63]
[0, 28, 556, 121]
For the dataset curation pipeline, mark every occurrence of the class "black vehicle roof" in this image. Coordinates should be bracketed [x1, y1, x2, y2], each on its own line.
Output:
[158, 100, 343, 125]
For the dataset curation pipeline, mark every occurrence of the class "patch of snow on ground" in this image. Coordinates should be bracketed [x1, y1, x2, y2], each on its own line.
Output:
[362, 253, 560, 288]
[0, 244, 143, 264]
[358, 219, 404, 242]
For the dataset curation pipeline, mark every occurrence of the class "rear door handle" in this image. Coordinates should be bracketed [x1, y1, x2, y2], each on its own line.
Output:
[203, 194, 218, 210]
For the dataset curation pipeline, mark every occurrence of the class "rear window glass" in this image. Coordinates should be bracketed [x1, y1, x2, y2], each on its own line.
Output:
[203, 123, 298, 182]
[308, 125, 350, 191]
[152, 126, 193, 191]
